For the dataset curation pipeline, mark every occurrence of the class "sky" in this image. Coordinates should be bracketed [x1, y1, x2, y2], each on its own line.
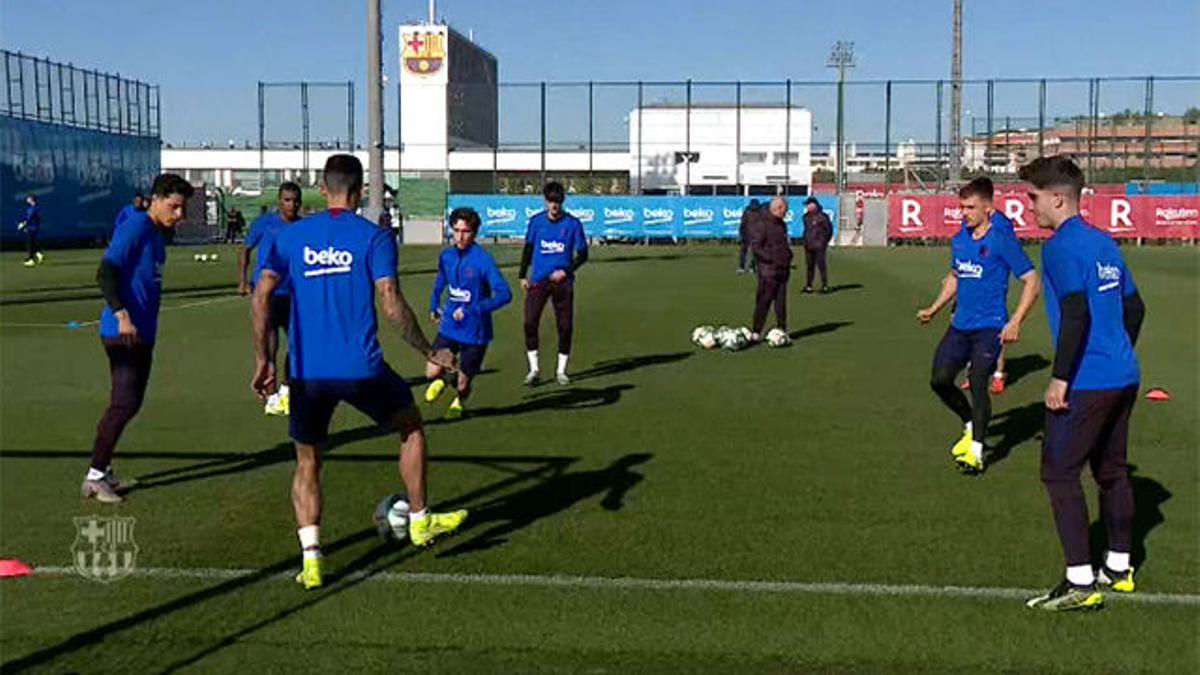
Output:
[2, 0, 1197, 145]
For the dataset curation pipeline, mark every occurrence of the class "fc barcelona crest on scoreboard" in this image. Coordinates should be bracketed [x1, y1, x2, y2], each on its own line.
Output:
[403, 29, 446, 77]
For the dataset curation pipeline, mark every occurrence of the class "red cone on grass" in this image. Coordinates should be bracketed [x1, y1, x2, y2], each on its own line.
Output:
[0, 559, 33, 578]
[1145, 388, 1171, 402]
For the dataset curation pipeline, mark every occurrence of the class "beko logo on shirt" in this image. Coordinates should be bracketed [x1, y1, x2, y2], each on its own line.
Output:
[448, 286, 472, 303]
[540, 240, 566, 254]
[303, 246, 354, 277]
[955, 259, 984, 279]
[1096, 261, 1122, 292]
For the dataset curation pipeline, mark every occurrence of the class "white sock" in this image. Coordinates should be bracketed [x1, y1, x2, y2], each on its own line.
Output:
[298, 525, 320, 558]
[969, 441, 984, 462]
[86, 468, 106, 481]
[526, 350, 539, 373]
[557, 353, 569, 375]
[409, 509, 428, 523]
[963, 421, 973, 435]
[1106, 551, 1131, 572]
[1066, 564, 1095, 586]
[279, 384, 290, 396]
[992, 371, 1004, 380]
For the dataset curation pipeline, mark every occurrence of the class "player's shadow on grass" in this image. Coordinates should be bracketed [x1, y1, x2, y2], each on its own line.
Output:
[1000, 353, 1050, 387]
[815, 283, 863, 294]
[1, 452, 580, 673]
[427, 384, 634, 424]
[437, 453, 652, 558]
[1088, 464, 1171, 569]
[985, 401, 1044, 467]
[568, 352, 691, 383]
[788, 321, 853, 342]
[0, 282, 237, 307]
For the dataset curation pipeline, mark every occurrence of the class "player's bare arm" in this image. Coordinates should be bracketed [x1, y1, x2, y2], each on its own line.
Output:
[918, 271, 958, 323]
[1001, 269, 1042, 343]
[376, 276, 456, 370]
[250, 270, 279, 399]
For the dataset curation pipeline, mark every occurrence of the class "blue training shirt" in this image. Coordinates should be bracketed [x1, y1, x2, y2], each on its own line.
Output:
[244, 211, 294, 296]
[263, 208, 397, 381]
[21, 204, 41, 233]
[429, 243, 512, 346]
[950, 216, 1034, 330]
[115, 205, 138, 229]
[1041, 216, 1140, 391]
[524, 211, 587, 284]
[99, 212, 166, 344]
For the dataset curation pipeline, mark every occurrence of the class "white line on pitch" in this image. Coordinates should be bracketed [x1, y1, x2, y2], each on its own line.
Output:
[31, 566, 1200, 607]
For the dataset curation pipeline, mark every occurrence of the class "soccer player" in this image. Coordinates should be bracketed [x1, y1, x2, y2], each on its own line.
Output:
[917, 177, 1041, 474]
[737, 199, 761, 274]
[82, 174, 193, 503]
[17, 194, 43, 267]
[425, 207, 512, 419]
[519, 181, 588, 386]
[252, 154, 467, 590]
[240, 182, 303, 416]
[114, 194, 146, 232]
[748, 196, 792, 341]
[1020, 156, 1145, 612]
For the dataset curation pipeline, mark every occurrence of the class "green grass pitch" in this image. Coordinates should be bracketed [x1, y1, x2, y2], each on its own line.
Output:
[1, 243, 1197, 672]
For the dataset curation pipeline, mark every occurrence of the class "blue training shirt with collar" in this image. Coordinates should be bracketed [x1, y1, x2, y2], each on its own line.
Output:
[244, 211, 294, 296]
[263, 208, 397, 381]
[22, 204, 41, 233]
[429, 243, 512, 346]
[524, 211, 587, 284]
[99, 212, 166, 344]
[1041, 215, 1140, 391]
[949, 216, 1034, 330]
[115, 205, 138, 229]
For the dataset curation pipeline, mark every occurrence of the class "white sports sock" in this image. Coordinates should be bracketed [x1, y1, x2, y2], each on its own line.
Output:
[992, 371, 1004, 380]
[557, 353, 569, 375]
[409, 509, 428, 523]
[526, 350, 539, 373]
[1066, 564, 1095, 586]
[279, 384, 290, 396]
[1106, 551, 1131, 572]
[298, 525, 320, 558]
[86, 468, 106, 481]
[969, 441, 984, 463]
[963, 421, 973, 435]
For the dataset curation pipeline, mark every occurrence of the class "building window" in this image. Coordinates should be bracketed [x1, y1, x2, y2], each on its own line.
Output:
[674, 151, 700, 164]
[773, 152, 799, 165]
[739, 152, 767, 164]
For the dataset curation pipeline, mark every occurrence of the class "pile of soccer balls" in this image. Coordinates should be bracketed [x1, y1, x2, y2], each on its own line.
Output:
[691, 324, 752, 352]
[691, 325, 793, 350]
[192, 252, 221, 263]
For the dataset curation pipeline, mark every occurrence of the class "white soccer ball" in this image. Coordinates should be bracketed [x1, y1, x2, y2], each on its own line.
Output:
[193, 253, 202, 262]
[717, 326, 749, 351]
[372, 493, 410, 542]
[738, 326, 753, 341]
[691, 325, 717, 349]
[210, 253, 220, 262]
[766, 328, 791, 348]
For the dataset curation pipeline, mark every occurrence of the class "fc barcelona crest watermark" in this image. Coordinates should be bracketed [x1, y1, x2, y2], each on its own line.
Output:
[72, 516, 139, 582]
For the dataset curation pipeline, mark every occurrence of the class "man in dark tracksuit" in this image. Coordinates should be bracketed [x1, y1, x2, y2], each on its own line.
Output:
[17, 194, 43, 267]
[801, 197, 833, 293]
[1021, 156, 1146, 612]
[737, 199, 761, 274]
[748, 196, 793, 340]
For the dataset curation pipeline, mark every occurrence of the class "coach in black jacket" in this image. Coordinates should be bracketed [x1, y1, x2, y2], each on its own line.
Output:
[749, 196, 793, 339]
[801, 197, 833, 293]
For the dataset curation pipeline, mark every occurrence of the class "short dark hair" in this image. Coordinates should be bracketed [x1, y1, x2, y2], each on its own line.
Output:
[27, 194, 36, 201]
[1018, 156, 1084, 199]
[448, 206, 481, 232]
[957, 176, 994, 201]
[542, 181, 565, 204]
[151, 173, 194, 199]
[278, 181, 302, 197]
[322, 154, 364, 196]
[134, 192, 146, 201]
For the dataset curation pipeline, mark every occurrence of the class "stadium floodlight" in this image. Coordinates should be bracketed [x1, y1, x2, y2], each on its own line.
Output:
[827, 42, 856, 193]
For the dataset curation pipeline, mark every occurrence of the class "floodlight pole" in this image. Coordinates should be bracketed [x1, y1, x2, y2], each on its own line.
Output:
[366, 0, 385, 221]
[949, 0, 963, 183]
[827, 41, 855, 195]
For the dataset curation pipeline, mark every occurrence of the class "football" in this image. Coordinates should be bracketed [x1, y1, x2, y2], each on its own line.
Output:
[691, 325, 717, 349]
[717, 325, 749, 351]
[372, 493, 410, 542]
[766, 328, 792, 348]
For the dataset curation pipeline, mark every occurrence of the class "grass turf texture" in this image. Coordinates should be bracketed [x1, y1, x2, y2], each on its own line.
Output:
[1, 243, 1197, 672]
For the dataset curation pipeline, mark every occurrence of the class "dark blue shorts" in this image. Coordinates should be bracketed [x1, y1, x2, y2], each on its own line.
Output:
[289, 366, 415, 444]
[933, 326, 1001, 375]
[432, 334, 488, 378]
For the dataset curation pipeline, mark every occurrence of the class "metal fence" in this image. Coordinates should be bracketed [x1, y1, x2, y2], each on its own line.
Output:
[2, 49, 160, 138]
